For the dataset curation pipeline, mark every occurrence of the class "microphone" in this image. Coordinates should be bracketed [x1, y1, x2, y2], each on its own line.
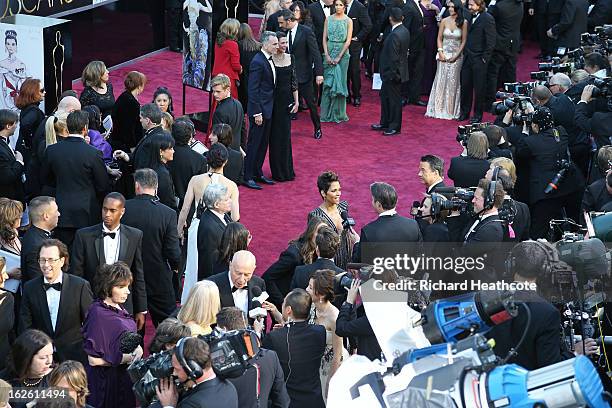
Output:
[248, 286, 270, 319]
[340, 210, 355, 230]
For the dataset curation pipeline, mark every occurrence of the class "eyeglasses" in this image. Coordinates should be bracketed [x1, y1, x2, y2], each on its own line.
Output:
[40, 88, 45, 93]
[38, 258, 61, 265]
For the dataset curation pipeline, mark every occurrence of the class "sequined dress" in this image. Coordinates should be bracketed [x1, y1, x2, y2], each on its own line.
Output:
[425, 27, 463, 120]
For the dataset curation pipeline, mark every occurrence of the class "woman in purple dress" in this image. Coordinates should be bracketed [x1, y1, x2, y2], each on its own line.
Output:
[420, 0, 442, 95]
[83, 262, 143, 408]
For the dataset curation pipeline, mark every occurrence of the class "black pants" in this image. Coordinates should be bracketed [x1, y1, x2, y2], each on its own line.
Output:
[148, 292, 177, 327]
[487, 50, 518, 107]
[347, 41, 363, 99]
[460, 55, 489, 118]
[529, 190, 582, 239]
[298, 81, 321, 131]
[380, 79, 402, 131]
[244, 116, 272, 181]
[406, 46, 424, 102]
[535, 13, 551, 55]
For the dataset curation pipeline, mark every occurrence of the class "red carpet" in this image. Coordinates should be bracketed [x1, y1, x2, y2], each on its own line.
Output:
[73, 31, 539, 274]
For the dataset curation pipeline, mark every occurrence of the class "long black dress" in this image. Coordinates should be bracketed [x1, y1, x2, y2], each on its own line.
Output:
[80, 83, 116, 119]
[269, 54, 297, 182]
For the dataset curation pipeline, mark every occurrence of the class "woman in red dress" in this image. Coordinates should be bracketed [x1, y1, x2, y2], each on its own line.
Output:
[212, 18, 242, 100]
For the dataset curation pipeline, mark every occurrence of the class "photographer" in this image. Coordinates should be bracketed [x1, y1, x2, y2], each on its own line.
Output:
[448, 131, 491, 188]
[216, 307, 290, 408]
[548, 73, 572, 95]
[155, 337, 238, 408]
[149, 318, 191, 354]
[575, 84, 612, 149]
[417, 194, 450, 243]
[584, 52, 610, 78]
[512, 107, 585, 238]
[483, 125, 513, 159]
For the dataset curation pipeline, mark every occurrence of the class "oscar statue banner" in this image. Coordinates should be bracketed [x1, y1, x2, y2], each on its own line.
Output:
[1, 0, 93, 18]
[182, 0, 212, 91]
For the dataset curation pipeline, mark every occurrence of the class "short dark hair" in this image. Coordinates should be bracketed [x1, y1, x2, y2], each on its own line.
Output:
[510, 241, 551, 279]
[420, 155, 444, 176]
[389, 6, 403, 22]
[39, 239, 70, 272]
[152, 86, 174, 113]
[124, 71, 147, 92]
[472, 0, 486, 11]
[66, 110, 90, 134]
[7, 329, 53, 381]
[279, 9, 295, 21]
[216, 307, 247, 330]
[315, 225, 340, 259]
[93, 262, 133, 300]
[211, 123, 233, 147]
[585, 52, 610, 72]
[178, 337, 212, 369]
[310, 269, 336, 302]
[104, 192, 126, 208]
[82, 105, 102, 131]
[370, 182, 397, 210]
[172, 119, 195, 145]
[0, 109, 18, 129]
[149, 318, 191, 354]
[29, 196, 55, 224]
[140, 103, 162, 125]
[483, 125, 505, 146]
[477, 178, 505, 208]
[207, 143, 229, 169]
[284, 288, 312, 320]
[134, 168, 159, 190]
[317, 171, 340, 198]
[276, 30, 287, 39]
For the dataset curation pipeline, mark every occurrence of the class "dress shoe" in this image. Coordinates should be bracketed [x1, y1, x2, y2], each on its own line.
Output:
[353, 97, 361, 107]
[470, 116, 483, 123]
[314, 129, 322, 139]
[457, 114, 469, 121]
[244, 180, 262, 190]
[291, 113, 298, 120]
[255, 176, 275, 185]
[401, 98, 409, 107]
[383, 129, 400, 136]
[414, 100, 427, 107]
[371, 124, 386, 130]
[169, 46, 182, 53]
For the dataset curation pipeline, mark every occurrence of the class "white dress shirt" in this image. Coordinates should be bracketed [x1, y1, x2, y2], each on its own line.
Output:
[261, 49, 276, 84]
[379, 208, 398, 217]
[211, 209, 228, 226]
[346, 0, 353, 15]
[414, 0, 424, 18]
[288, 24, 299, 53]
[320, 0, 331, 17]
[228, 272, 249, 315]
[44, 272, 63, 332]
[103, 225, 121, 264]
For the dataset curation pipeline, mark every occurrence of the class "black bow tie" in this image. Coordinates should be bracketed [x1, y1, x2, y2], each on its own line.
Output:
[102, 231, 116, 239]
[323, 4, 332, 8]
[43, 282, 62, 291]
[232, 286, 245, 293]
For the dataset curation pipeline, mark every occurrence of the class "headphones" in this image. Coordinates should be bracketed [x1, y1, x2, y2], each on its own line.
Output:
[484, 166, 500, 210]
[175, 337, 204, 381]
[504, 240, 554, 278]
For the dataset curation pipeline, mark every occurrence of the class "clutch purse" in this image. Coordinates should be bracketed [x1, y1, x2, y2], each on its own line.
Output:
[119, 331, 143, 354]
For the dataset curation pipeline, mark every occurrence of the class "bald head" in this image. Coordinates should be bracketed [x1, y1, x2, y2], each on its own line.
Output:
[229, 250, 256, 289]
[532, 85, 552, 105]
[56, 96, 81, 115]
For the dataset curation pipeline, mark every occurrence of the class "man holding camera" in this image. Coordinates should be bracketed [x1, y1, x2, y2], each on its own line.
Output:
[155, 337, 238, 408]
[575, 84, 612, 149]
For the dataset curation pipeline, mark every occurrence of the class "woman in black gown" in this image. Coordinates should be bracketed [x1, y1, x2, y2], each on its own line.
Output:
[79, 61, 115, 120]
[269, 31, 298, 182]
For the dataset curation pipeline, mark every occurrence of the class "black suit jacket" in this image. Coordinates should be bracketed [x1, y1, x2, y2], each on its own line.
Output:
[510, 199, 531, 242]
[266, 9, 282, 32]
[169, 145, 207, 212]
[228, 348, 290, 408]
[575, 103, 612, 149]
[291, 258, 344, 290]
[262, 321, 326, 408]
[43, 137, 110, 229]
[335, 302, 382, 361]
[0, 290, 13, 371]
[402, 0, 424, 50]
[582, 178, 612, 213]
[348, 0, 372, 44]
[379, 24, 410, 82]
[223, 147, 244, 186]
[354, 213, 423, 262]
[212, 98, 244, 150]
[290, 24, 324, 84]
[308, 2, 328, 53]
[21, 226, 52, 282]
[448, 156, 490, 188]
[154, 164, 178, 212]
[19, 273, 93, 363]
[247, 52, 276, 119]
[0, 137, 25, 203]
[176, 377, 238, 408]
[206, 271, 266, 311]
[70, 223, 147, 314]
[262, 242, 303, 308]
[488, 0, 523, 54]
[111, 90, 143, 151]
[588, 0, 612, 31]
[122, 195, 181, 304]
[465, 11, 496, 63]
[197, 209, 232, 280]
[551, 0, 588, 49]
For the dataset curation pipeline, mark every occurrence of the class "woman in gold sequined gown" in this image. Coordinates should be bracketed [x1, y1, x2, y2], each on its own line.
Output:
[425, 0, 467, 120]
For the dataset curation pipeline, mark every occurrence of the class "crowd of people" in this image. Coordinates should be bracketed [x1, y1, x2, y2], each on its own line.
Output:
[0, 0, 610, 406]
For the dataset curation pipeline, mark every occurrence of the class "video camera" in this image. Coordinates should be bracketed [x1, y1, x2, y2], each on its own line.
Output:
[592, 77, 612, 98]
[581, 25, 612, 56]
[491, 90, 535, 125]
[456, 122, 489, 146]
[128, 351, 174, 407]
[429, 187, 475, 216]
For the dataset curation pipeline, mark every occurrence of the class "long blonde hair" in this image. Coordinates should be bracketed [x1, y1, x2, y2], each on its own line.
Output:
[178, 281, 221, 330]
[45, 111, 69, 147]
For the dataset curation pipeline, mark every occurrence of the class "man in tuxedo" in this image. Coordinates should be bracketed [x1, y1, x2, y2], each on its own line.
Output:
[547, 0, 588, 52]
[267, 0, 294, 32]
[402, 0, 426, 106]
[371, 8, 410, 136]
[70, 192, 147, 328]
[346, 0, 372, 107]
[0, 109, 24, 204]
[20, 239, 93, 364]
[309, 0, 334, 56]
[291, 225, 343, 290]
[280, 10, 324, 139]
[216, 307, 290, 408]
[353, 182, 422, 262]
[211, 74, 244, 150]
[206, 250, 266, 317]
[122, 169, 181, 326]
[459, 0, 496, 123]
[197, 183, 233, 279]
[262, 289, 326, 408]
[418, 154, 446, 194]
[43, 110, 110, 247]
[21, 196, 59, 282]
[244, 31, 278, 190]
[486, 0, 523, 106]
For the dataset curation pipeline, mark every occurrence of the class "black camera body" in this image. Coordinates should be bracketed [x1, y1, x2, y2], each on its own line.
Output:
[430, 188, 475, 216]
[545, 158, 572, 194]
[592, 77, 612, 98]
[198, 329, 260, 379]
[128, 351, 174, 407]
[456, 122, 490, 145]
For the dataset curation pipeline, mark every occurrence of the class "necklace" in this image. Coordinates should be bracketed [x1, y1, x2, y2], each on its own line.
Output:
[23, 377, 43, 387]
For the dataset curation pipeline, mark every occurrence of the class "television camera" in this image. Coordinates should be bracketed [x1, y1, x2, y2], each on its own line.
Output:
[456, 121, 489, 146]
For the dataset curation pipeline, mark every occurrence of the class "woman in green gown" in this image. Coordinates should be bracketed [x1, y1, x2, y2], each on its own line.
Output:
[321, 0, 353, 123]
